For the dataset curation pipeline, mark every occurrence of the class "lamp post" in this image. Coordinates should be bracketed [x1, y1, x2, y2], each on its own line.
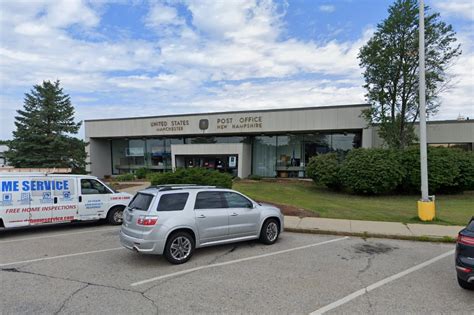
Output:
[417, 0, 435, 221]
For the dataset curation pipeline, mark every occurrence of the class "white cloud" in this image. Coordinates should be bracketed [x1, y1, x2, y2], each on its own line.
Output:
[319, 5, 335, 13]
[436, 29, 474, 120]
[145, 2, 184, 28]
[434, 0, 474, 21]
[0, 0, 472, 140]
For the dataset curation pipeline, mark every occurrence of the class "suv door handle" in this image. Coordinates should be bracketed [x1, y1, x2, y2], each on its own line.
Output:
[230, 213, 238, 216]
[197, 214, 206, 218]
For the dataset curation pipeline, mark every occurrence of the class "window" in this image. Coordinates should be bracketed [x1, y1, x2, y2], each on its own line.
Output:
[81, 179, 111, 195]
[467, 219, 474, 232]
[194, 191, 226, 209]
[157, 193, 189, 211]
[129, 193, 154, 211]
[223, 192, 252, 208]
[252, 136, 277, 177]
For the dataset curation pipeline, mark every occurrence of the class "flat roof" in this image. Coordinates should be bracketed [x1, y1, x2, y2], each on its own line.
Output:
[84, 103, 370, 122]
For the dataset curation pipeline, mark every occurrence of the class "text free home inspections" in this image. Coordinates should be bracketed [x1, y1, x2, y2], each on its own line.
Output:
[1, 180, 70, 192]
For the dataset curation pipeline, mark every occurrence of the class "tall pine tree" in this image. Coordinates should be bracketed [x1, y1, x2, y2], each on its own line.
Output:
[6, 80, 87, 173]
[358, 0, 461, 149]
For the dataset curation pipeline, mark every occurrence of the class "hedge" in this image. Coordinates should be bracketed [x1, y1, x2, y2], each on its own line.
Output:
[135, 167, 151, 179]
[306, 153, 342, 190]
[339, 148, 405, 195]
[115, 173, 135, 181]
[309, 147, 474, 195]
[400, 147, 474, 194]
[148, 167, 233, 189]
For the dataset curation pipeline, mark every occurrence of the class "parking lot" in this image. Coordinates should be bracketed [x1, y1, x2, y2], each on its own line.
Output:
[0, 222, 472, 314]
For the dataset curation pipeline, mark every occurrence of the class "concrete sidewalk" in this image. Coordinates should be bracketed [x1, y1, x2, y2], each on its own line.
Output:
[284, 216, 464, 239]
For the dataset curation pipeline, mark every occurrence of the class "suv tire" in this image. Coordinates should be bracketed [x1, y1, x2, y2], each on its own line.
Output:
[458, 276, 474, 290]
[260, 218, 280, 245]
[164, 231, 195, 264]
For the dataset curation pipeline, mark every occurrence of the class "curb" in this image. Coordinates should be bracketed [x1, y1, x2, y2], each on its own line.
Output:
[285, 227, 457, 243]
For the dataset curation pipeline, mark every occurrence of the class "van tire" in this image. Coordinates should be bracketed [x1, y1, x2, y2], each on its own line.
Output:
[107, 206, 124, 225]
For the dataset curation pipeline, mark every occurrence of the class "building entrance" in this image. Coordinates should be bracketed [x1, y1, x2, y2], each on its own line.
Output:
[176, 155, 239, 177]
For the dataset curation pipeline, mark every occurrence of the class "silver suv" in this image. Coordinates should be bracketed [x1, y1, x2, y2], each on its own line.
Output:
[120, 185, 284, 264]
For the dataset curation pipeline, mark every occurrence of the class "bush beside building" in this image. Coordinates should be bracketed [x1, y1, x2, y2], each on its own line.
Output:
[308, 147, 474, 195]
[148, 167, 233, 189]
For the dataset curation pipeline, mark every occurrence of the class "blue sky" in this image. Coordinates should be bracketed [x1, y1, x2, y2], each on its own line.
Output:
[0, 0, 473, 139]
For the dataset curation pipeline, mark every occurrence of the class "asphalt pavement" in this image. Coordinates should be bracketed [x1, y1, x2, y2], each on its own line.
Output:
[0, 222, 472, 314]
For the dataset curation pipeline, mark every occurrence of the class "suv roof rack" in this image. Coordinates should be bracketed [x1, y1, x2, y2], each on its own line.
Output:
[146, 184, 220, 191]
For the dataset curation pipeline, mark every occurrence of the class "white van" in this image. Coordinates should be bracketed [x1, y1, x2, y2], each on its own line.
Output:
[0, 173, 132, 229]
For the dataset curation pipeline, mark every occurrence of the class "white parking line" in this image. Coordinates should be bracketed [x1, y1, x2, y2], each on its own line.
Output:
[309, 249, 455, 315]
[0, 227, 120, 244]
[131, 236, 349, 287]
[0, 247, 124, 267]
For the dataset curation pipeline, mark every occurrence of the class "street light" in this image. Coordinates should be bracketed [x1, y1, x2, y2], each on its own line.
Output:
[417, 0, 435, 221]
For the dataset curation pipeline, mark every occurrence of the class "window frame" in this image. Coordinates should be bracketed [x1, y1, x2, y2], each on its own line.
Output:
[223, 192, 254, 209]
[156, 192, 189, 212]
[128, 192, 155, 211]
[193, 191, 227, 210]
[80, 179, 113, 195]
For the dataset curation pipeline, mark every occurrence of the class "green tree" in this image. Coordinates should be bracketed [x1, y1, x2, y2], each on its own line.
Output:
[358, 0, 461, 149]
[6, 80, 87, 173]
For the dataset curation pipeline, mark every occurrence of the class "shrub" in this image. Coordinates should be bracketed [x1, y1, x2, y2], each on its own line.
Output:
[115, 173, 135, 181]
[339, 148, 404, 195]
[458, 151, 474, 191]
[135, 167, 150, 179]
[400, 147, 474, 194]
[247, 174, 262, 180]
[306, 153, 342, 190]
[148, 167, 233, 188]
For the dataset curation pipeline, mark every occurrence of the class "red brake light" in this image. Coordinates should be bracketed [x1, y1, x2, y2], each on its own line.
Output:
[456, 266, 473, 273]
[137, 215, 158, 226]
[458, 234, 474, 246]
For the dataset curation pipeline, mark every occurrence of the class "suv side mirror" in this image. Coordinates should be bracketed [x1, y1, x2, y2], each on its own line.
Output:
[247, 203, 255, 209]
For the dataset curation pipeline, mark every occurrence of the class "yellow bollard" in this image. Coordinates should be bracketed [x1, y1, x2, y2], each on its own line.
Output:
[417, 198, 436, 221]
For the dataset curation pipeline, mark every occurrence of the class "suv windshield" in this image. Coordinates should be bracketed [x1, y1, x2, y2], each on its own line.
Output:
[128, 193, 154, 211]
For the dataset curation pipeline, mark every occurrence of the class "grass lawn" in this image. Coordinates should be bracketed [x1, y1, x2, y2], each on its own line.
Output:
[233, 180, 474, 226]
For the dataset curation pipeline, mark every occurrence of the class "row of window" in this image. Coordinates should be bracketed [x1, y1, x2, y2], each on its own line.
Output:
[110, 132, 362, 176]
[129, 191, 252, 212]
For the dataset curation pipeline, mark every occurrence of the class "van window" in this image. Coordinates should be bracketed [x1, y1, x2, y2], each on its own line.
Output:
[157, 193, 189, 211]
[194, 191, 226, 209]
[81, 179, 111, 195]
[129, 193, 154, 211]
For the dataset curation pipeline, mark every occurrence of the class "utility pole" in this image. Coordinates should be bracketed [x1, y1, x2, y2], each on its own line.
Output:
[419, 0, 428, 201]
[417, 0, 435, 221]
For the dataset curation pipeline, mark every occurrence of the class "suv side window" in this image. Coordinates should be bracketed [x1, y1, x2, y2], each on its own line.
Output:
[81, 179, 111, 195]
[157, 193, 189, 211]
[194, 191, 226, 209]
[223, 192, 253, 208]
